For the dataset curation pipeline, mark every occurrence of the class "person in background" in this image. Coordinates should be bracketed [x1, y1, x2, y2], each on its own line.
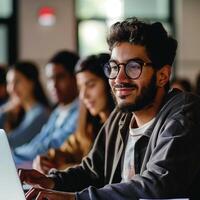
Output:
[12, 50, 79, 167]
[170, 77, 192, 92]
[0, 66, 8, 106]
[19, 17, 200, 200]
[194, 73, 200, 96]
[33, 53, 115, 174]
[0, 61, 50, 149]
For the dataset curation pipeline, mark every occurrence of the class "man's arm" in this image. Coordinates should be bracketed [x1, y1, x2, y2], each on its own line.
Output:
[25, 187, 75, 200]
[48, 123, 107, 192]
[18, 169, 55, 189]
[75, 95, 200, 199]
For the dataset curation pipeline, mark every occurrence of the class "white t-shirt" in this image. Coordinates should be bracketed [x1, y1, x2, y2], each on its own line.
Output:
[55, 103, 72, 128]
[121, 117, 155, 182]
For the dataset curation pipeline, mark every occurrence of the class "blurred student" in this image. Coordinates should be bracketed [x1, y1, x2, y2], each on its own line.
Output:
[12, 50, 80, 167]
[0, 61, 50, 148]
[33, 53, 115, 174]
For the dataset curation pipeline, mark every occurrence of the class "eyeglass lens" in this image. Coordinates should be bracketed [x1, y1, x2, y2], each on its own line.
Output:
[104, 60, 142, 79]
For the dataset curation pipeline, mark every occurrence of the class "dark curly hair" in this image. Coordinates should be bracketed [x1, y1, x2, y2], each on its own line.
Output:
[107, 17, 177, 69]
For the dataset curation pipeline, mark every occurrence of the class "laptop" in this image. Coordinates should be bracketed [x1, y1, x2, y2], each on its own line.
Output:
[0, 129, 26, 200]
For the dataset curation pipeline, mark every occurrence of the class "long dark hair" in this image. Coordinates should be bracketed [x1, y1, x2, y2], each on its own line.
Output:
[10, 61, 49, 107]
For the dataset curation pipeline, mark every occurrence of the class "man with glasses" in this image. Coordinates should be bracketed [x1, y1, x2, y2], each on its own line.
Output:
[13, 50, 79, 167]
[19, 17, 200, 200]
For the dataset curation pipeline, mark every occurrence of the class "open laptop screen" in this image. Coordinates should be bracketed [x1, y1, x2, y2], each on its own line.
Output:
[0, 129, 26, 200]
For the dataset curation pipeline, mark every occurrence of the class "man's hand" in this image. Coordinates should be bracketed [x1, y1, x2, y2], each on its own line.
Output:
[33, 155, 56, 174]
[25, 187, 75, 200]
[18, 169, 55, 189]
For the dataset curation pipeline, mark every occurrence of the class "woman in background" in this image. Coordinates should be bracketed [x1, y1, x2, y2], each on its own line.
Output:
[33, 53, 115, 174]
[0, 61, 50, 149]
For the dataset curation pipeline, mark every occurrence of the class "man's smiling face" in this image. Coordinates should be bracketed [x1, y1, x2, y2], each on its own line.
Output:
[109, 42, 158, 112]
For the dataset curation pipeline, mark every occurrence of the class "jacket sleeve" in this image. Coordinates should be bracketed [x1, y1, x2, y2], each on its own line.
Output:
[75, 94, 200, 199]
[48, 123, 107, 192]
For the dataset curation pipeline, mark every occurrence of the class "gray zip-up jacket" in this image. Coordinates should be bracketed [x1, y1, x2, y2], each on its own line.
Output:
[49, 89, 200, 200]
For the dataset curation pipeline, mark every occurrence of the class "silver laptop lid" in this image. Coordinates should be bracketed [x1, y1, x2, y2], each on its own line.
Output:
[0, 129, 26, 200]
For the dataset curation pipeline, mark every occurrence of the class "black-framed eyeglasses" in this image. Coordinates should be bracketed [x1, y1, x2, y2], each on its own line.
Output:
[103, 59, 153, 79]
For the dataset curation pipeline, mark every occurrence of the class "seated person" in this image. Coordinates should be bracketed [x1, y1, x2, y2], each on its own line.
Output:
[12, 50, 80, 167]
[0, 61, 50, 148]
[0, 66, 8, 106]
[33, 53, 115, 173]
[19, 18, 200, 200]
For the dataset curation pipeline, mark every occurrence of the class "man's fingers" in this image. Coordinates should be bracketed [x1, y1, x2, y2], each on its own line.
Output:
[36, 191, 53, 200]
[32, 189, 55, 200]
[42, 158, 55, 168]
[18, 169, 35, 185]
[41, 159, 55, 174]
[25, 187, 39, 200]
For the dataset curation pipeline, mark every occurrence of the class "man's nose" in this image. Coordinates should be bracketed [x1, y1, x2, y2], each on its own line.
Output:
[115, 65, 128, 83]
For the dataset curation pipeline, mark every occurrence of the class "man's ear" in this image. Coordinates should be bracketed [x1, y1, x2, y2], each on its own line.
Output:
[156, 65, 171, 87]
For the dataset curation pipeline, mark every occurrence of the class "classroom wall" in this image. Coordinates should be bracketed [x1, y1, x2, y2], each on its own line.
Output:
[18, 0, 76, 66]
[175, 0, 200, 84]
[18, 0, 200, 86]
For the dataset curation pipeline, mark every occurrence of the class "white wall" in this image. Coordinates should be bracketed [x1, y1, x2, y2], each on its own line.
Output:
[175, 0, 200, 85]
[19, 0, 76, 65]
[18, 0, 76, 98]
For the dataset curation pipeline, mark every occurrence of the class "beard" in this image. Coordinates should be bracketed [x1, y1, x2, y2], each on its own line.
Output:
[112, 73, 157, 113]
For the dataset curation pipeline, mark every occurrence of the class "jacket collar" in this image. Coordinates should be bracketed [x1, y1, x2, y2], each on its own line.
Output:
[118, 88, 182, 139]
